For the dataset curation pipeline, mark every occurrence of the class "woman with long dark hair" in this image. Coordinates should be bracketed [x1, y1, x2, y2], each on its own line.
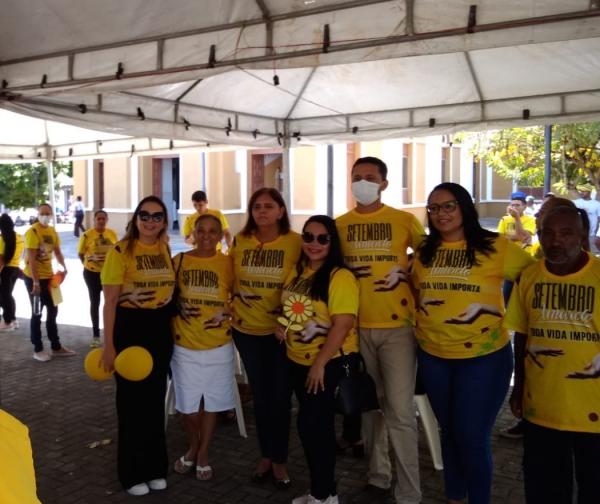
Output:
[412, 182, 534, 504]
[277, 215, 359, 504]
[230, 187, 301, 488]
[101, 195, 175, 497]
[0, 214, 24, 331]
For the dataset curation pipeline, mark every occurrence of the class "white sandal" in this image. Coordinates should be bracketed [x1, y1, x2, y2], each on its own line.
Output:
[174, 455, 194, 474]
[196, 465, 213, 481]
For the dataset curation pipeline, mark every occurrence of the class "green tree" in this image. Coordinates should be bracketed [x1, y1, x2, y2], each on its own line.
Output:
[555, 123, 600, 193]
[0, 161, 72, 209]
[457, 122, 600, 194]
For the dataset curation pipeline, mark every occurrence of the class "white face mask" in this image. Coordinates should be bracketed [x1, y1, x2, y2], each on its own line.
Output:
[351, 180, 381, 206]
[38, 215, 51, 226]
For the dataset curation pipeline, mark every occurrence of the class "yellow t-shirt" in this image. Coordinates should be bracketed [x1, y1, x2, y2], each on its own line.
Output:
[101, 240, 175, 309]
[171, 251, 234, 350]
[497, 214, 536, 247]
[0, 409, 41, 504]
[336, 205, 424, 328]
[412, 236, 534, 359]
[504, 254, 600, 433]
[281, 267, 359, 365]
[0, 233, 24, 268]
[23, 223, 60, 279]
[182, 209, 229, 238]
[231, 231, 302, 335]
[77, 228, 118, 273]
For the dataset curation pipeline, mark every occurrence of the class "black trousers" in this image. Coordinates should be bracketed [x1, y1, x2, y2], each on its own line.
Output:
[113, 305, 173, 489]
[290, 355, 356, 500]
[83, 269, 102, 337]
[24, 276, 60, 352]
[74, 212, 85, 236]
[0, 266, 20, 323]
[232, 328, 291, 463]
[523, 420, 600, 504]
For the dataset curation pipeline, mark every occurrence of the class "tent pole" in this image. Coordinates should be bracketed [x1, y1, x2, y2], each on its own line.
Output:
[544, 125, 552, 195]
[45, 146, 57, 219]
[327, 145, 334, 217]
[280, 121, 292, 211]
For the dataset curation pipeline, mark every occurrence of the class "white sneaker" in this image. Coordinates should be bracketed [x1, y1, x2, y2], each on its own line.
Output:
[126, 483, 149, 496]
[148, 478, 167, 490]
[292, 495, 339, 504]
[33, 351, 51, 362]
[0, 321, 16, 331]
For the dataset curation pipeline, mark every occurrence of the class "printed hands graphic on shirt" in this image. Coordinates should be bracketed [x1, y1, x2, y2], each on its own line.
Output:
[86, 253, 106, 263]
[526, 344, 565, 369]
[566, 353, 600, 379]
[444, 303, 502, 324]
[374, 266, 408, 291]
[233, 292, 263, 307]
[295, 320, 330, 343]
[418, 297, 445, 316]
[349, 265, 372, 278]
[177, 301, 201, 324]
[204, 310, 231, 329]
[118, 288, 155, 308]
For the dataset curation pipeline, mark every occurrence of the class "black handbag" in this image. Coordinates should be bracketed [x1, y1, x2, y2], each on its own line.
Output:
[334, 352, 380, 416]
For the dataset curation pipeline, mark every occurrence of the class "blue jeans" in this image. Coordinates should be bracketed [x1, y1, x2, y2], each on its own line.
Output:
[417, 344, 513, 504]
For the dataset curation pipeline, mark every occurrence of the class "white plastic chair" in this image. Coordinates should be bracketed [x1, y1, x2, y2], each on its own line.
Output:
[164, 377, 247, 438]
[415, 394, 443, 470]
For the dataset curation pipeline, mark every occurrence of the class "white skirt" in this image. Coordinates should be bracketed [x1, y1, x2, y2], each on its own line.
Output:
[170, 342, 236, 414]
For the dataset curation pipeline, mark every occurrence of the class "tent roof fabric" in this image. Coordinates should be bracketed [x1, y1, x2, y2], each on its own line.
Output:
[1, 0, 600, 159]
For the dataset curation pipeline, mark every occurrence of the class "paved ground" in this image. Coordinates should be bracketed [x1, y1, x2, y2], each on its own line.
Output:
[0, 220, 528, 504]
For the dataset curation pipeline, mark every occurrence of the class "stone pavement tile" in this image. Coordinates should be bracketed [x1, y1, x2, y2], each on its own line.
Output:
[0, 319, 526, 503]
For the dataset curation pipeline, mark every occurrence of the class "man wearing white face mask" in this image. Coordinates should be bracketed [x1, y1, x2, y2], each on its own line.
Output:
[336, 157, 424, 504]
[23, 203, 74, 362]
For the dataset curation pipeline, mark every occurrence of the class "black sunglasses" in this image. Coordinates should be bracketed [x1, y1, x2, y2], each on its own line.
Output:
[138, 210, 165, 223]
[302, 231, 331, 245]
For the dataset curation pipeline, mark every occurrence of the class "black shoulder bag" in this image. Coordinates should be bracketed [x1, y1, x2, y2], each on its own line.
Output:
[334, 351, 380, 416]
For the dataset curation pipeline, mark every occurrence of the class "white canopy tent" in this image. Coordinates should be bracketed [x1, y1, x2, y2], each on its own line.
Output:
[0, 0, 599, 159]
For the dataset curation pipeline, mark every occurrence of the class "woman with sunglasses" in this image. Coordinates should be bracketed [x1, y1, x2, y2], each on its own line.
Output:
[77, 210, 118, 348]
[230, 187, 301, 488]
[412, 183, 534, 504]
[277, 215, 359, 504]
[101, 196, 175, 497]
[170, 214, 235, 481]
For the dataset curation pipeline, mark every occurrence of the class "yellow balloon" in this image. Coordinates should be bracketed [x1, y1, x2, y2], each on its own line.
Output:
[114, 346, 153, 382]
[84, 348, 114, 381]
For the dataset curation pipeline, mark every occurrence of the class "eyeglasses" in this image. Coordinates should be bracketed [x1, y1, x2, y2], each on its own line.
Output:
[302, 232, 331, 245]
[138, 211, 165, 223]
[426, 200, 459, 215]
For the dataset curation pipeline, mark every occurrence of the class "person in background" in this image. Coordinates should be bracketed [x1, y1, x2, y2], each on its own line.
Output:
[523, 195, 538, 217]
[505, 200, 599, 504]
[0, 214, 24, 331]
[171, 214, 235, 481]
[412, 182, 534, 504]
[73, 195, 85, 237]
[278, 215, 359, 504]
[77, 210, 118, 347]
[23, 204, 74, 362]
[573, 183, 600, 253]
[101, 196, 175, 497]
[497, 191, 536, 251]
[230, 187, 301, 489]
[182, 191, 232, 250]
[336, 156, 424, 503]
